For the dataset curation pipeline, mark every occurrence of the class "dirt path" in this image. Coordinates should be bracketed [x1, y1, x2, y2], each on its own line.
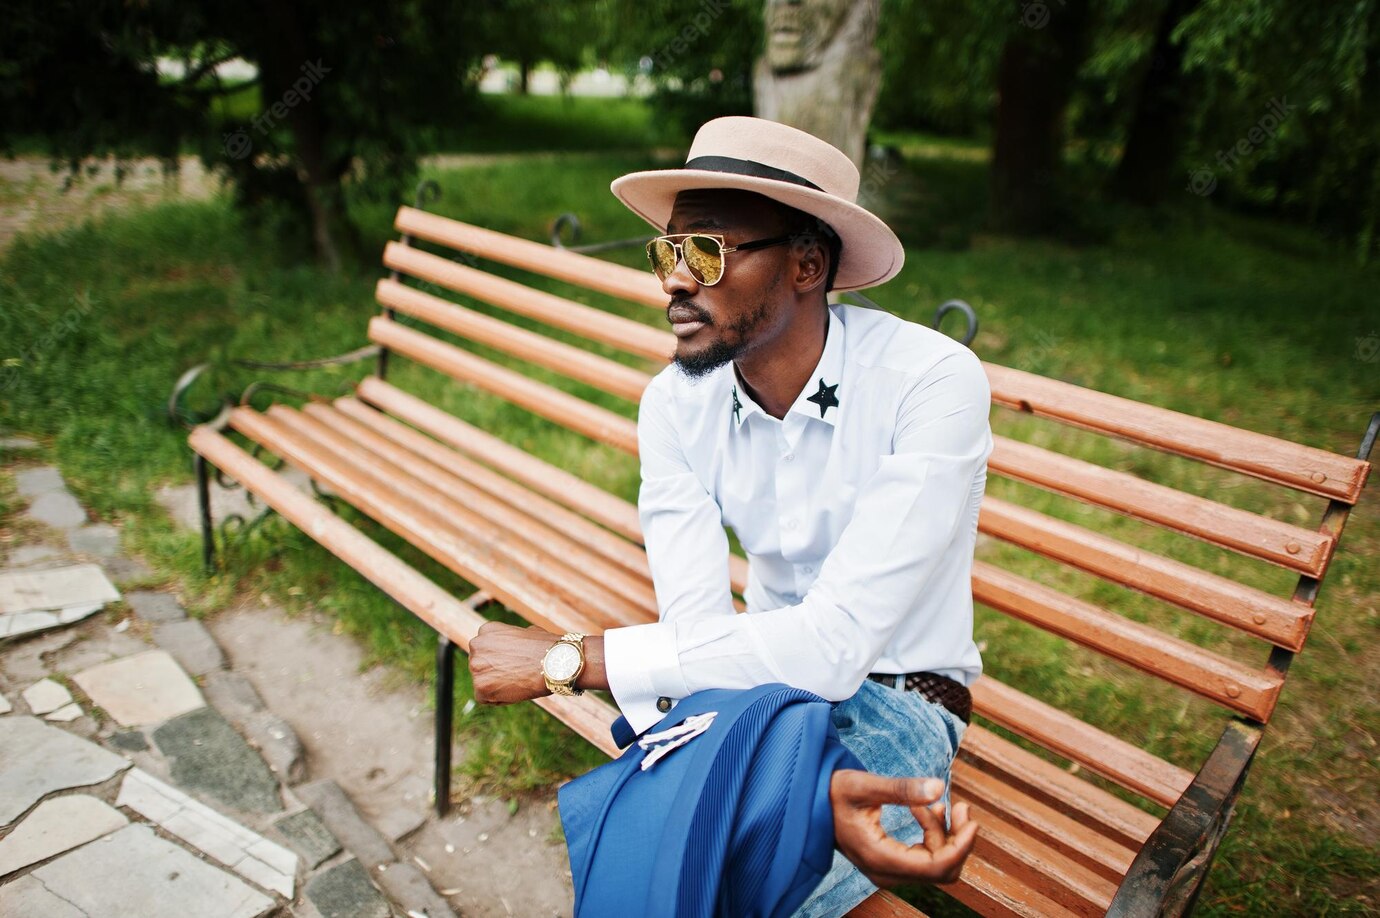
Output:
[210, 603, 576, 918]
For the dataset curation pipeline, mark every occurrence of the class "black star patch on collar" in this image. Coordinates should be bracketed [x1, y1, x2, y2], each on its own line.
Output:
[731, 384, 742, 424]
[806, 377, 840, 417]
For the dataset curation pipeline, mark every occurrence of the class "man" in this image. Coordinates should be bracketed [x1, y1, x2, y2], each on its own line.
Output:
[470, 116, 990, 914]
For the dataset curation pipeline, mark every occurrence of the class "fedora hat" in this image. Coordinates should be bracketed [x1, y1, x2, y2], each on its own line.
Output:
[610, 116, 905, 292]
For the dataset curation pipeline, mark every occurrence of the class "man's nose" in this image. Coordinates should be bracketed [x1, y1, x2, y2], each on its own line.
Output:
[661, 254, 700, 298]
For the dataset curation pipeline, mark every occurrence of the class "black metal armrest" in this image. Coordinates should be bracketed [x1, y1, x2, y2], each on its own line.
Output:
[1107, 719, 1263, 918]
[167, 345, 380, 430]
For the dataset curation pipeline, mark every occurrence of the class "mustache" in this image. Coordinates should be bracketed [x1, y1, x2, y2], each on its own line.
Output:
[667, 299, 709, 323]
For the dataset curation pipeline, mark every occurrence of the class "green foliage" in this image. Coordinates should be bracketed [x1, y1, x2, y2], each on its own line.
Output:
[872, 0, 1010, 137]
[599, 0, 762, 138]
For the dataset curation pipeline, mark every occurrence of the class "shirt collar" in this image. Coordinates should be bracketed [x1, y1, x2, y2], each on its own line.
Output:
[731, 304, 845, 430]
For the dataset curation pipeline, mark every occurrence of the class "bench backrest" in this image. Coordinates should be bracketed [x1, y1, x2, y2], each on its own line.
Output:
[366, 203, 1372, 815]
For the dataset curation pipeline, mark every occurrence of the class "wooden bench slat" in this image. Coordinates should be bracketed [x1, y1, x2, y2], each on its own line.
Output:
[970, 679, 1193, 808]
[941, 854, 1083, 918]
[356, 378, 643, 543]
[330, 398, 651, 580]
[974, 563, 1282, 720]
[991, 435, 1333, 577]
[394, 206, 664, 308]
[229, 406, 611, 634]
[303, 401, 653, 595]
[844, 890, 930, 917]
[979, 496, 1313, 650]
[952, 762, 1135, 882]
[376, 277, 652, 403]
[967, 803, 1118, 917]
[343, 392, 756, 601]
[984, 363, 1370, 503]
[265, 404, 654, 628]
[383, 241, 673, 363]
[367, 314, 639, 452]
[368, 316, 640, 455]
[959, 725, 1160, 850]
[188, 425, 488, 645]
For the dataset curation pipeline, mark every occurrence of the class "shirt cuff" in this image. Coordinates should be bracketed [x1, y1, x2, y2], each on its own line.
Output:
[603, 620, 689, 736]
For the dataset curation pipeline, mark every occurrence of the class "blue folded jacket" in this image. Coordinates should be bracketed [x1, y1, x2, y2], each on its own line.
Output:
[558, 683, 865, 918]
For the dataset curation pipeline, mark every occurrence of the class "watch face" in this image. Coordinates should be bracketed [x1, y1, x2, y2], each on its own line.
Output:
[543, 642, 582, 682]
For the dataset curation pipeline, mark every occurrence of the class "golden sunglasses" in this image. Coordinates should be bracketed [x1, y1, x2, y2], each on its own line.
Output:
[645, 232, 799, 286]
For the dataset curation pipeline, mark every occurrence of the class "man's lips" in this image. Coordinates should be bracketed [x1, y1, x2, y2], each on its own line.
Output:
[668, 305, 705, 325]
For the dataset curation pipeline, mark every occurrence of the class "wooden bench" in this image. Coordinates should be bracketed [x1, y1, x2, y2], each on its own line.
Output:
[178, 190, 1377, 917]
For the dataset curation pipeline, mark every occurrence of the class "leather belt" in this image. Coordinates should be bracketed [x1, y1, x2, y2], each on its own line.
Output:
[867, 671, 972, 725]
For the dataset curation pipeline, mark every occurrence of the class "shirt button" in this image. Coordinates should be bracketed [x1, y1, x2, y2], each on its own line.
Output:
[802, 565, 814, 574]
[785, 518, 798, 531]
[781, 452, 794, 462]
[656, 696, 672, 713]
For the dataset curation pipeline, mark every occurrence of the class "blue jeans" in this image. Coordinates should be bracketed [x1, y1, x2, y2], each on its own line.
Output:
[789, 678, 967, 918]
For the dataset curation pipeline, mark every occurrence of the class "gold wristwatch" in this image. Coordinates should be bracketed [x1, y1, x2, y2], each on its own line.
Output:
[541, 632, 586, 696]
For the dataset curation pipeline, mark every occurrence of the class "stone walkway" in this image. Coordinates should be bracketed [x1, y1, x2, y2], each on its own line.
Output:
[0, 447, 461, 918]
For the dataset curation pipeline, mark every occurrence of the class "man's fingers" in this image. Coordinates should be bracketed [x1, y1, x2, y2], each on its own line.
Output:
[911, 798, 948, 854]
[836, 771, 945, 809]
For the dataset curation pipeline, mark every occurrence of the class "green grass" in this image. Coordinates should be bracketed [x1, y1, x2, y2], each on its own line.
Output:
[1, 144, 1377, 915]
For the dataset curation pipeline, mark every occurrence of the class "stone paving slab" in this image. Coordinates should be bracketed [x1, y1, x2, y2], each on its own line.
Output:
[0, 563, 118, 616]
[72, 649, 205, 727]
[374, 860, 457, 918]
[297, 780, 395, 870]
[0, 693, 10, 714]
[273, 808, 341, 870]
[22, 678, 72, 715]
[0, 716, 129, 826]
[0, 436, 39, 452]
[118, 768, 297, 898]
[45, 701, 83, 722]
[15, 467, 64, 498]
[26, 490, 88, 529]
[66, 524, 121, 559]
[0, 823, 275, 918]
[0, 794, 128, 878]
[154, 619, 226, 676]
[152, 707, 283, 814]
[125, 590, 187, 623]
[305, 858, 390, 918]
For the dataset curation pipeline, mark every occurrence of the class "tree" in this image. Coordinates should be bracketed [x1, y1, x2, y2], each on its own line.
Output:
[988, 0, 1095, 234]
[2, 0, 489, 270]
[1108, 0, 1203, 204]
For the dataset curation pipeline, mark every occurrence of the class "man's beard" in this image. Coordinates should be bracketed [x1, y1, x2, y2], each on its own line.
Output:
[671, 298, 773, 381]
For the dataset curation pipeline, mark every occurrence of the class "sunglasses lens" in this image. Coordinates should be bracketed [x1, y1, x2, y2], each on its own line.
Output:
[683, 235, 723, 285]
[647, 239, 678, 279]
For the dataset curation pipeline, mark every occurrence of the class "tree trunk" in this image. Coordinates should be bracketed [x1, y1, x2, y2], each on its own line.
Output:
[753, 0, 882, 170]
[1110, 0, 1204, 204]
[256, 3, 357, 271]
[989, 0, 1094, 234]
[518, 58, 531, 94]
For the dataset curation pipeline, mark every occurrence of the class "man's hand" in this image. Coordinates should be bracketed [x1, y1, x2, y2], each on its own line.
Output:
[468, 621, 557, 704]
[830, 770, 978, 888]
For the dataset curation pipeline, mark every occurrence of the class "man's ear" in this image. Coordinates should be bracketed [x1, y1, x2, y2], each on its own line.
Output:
[792, 235, 829, 295]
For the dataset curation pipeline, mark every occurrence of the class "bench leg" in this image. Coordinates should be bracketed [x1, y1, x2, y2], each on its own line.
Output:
[195, 454, 216, 574]
[435, 634, 456, 817]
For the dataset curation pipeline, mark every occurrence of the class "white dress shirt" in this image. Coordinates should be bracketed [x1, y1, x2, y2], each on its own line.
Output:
[603, 301, 994, 735]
